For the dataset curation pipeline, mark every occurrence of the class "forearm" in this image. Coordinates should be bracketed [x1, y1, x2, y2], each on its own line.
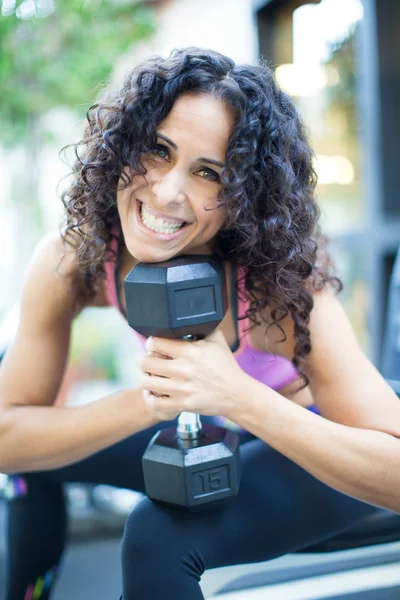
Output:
[0, 387, 159, 473]
[232, 378, 400, 513]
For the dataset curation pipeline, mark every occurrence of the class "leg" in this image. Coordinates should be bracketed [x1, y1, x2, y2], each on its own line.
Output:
[121, 438, 378, 600]
[5, 415, 203, 600]
[5, 476, 66, 600]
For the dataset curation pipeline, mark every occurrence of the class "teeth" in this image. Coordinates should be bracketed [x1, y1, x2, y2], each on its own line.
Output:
[140, 203, 185, 234]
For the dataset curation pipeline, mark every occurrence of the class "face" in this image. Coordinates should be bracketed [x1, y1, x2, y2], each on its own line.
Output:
[116, 93, 234, 265]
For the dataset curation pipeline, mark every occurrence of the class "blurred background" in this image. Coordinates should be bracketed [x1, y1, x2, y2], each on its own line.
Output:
[0, 0, 400, 598]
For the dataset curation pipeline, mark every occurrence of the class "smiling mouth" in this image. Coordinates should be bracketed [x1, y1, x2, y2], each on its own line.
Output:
[137, 200, 193, 237]
[140, 201, 189, 226]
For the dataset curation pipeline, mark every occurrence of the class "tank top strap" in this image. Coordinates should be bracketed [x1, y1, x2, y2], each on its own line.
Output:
[103, 225, 120, 310]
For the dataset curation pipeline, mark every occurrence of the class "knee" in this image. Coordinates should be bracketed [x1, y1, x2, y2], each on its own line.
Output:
[121, 498, 205, 577]
[121, 497, 175, 562]
[121, 499, 206, 598]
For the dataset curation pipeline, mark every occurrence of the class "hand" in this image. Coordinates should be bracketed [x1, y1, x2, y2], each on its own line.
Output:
[142, 350, 180, 422]
[137, 329, 249, 421]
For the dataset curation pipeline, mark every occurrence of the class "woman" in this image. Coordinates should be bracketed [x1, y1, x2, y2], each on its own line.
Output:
[0, 47, 399, 600]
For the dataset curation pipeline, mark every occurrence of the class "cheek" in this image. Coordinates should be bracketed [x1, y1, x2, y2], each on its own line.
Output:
[207, 206, 226, 231]
[198, 192, 224, 216]
[131, 173, 149, 190]
[117, 172, 149, 208]
[120, 165, 151, 193]
[196, 213, 224, 243]
[116, 186, 132, 212]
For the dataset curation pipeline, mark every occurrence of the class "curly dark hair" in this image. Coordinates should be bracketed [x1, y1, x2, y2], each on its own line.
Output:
[60, 46, 342, 388]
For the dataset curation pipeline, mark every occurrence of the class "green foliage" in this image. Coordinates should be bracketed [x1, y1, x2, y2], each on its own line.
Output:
[0, 0, 156, 145]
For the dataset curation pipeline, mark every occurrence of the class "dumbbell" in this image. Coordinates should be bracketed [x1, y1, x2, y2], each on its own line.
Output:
[124, 255, 241, 510]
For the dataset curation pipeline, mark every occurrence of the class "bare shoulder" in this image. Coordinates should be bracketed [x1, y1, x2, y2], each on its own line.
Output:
[19, 229, 79, 322]
[35, 228, 110, 312]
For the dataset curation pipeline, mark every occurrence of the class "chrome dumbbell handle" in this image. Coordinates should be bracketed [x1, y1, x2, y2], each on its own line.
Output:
[177, 412, 202, 440]
[177, 334, 202, 440]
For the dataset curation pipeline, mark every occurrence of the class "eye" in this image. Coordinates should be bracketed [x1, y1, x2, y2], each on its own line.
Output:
[152, 144, 170, 160]
[197, 168, 221, 183]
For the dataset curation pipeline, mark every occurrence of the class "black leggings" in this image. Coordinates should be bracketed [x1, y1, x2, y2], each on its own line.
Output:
[5, 415, 377, 600]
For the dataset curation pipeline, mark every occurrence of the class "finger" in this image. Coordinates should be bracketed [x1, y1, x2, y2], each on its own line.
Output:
[140, 372, 177, 395]
[145, 336, 195, 358]
[149, 350, 171, 360]
[137, 354, 179, 379]
[143, 390, 180, 419]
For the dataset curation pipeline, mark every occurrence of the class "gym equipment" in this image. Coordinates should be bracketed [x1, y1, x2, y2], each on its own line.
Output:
[124, 255, 241, 509]
[382, 249, 400, 393]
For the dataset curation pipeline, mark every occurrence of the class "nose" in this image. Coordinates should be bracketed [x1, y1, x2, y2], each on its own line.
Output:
[152, 168, 187, 208]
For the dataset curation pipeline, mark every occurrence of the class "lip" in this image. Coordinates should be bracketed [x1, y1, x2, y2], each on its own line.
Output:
[135, 199, 193, 241]
[140, 201, 189, 225]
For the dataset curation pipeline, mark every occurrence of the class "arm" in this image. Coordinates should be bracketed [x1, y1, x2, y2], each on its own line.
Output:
[230, 286, 400, 513]
[0, 389, 157, 473]
[0, 231, 158, 473]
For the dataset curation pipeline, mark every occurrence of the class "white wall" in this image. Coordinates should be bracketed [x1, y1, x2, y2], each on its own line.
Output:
[115, 0, 258, 82]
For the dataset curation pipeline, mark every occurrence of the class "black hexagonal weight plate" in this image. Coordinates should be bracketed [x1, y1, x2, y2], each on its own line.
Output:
[124, 255, 228, 339]
[142, 424, 241, 509]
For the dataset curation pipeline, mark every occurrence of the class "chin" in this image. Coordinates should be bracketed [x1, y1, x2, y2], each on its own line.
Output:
[125, 242, 180, 265]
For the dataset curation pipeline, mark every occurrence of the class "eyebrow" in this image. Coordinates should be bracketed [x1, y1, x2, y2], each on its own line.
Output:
[157, 133, 226, 169]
